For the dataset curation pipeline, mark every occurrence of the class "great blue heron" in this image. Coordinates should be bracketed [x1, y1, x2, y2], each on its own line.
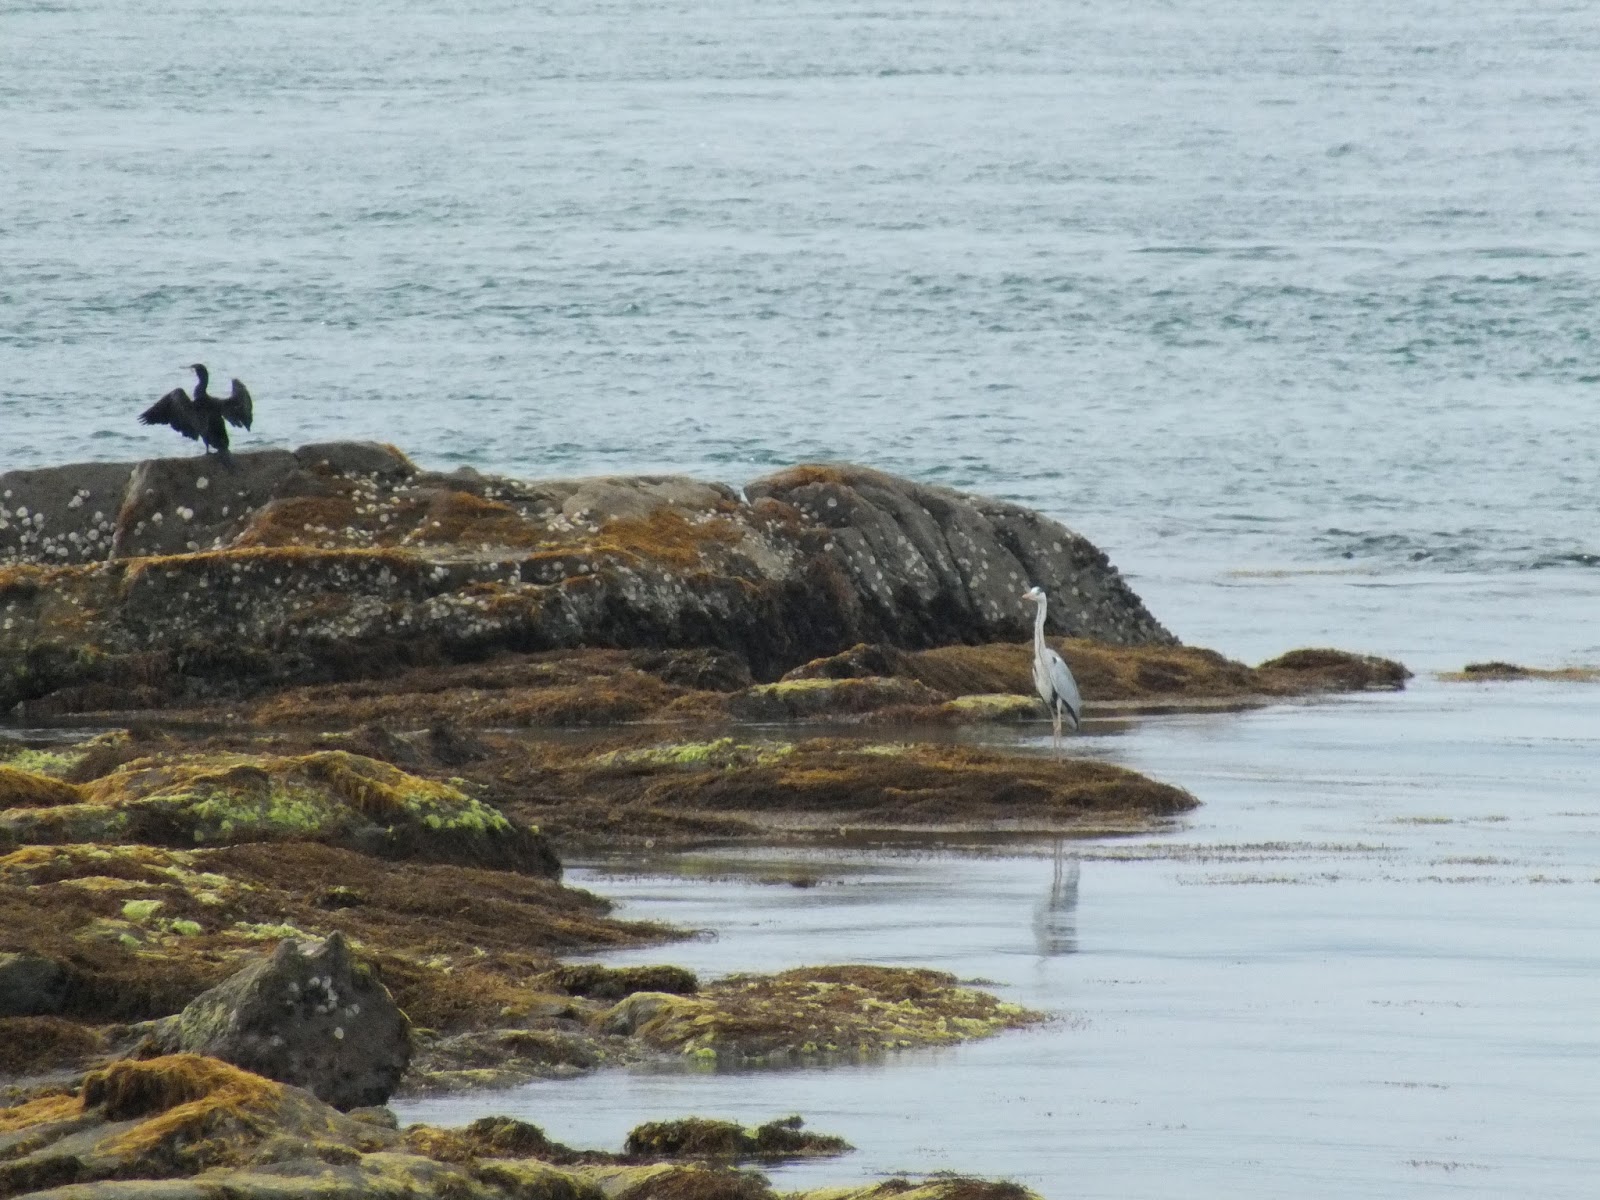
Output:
[1022, 584, 1083, 756]
[139, 363, 253, 466]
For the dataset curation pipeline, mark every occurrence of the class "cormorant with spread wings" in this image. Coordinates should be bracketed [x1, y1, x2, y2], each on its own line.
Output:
[140, 363, 253, 465]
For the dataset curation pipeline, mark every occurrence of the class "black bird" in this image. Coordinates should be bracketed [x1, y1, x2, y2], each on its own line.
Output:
[140, 364, 254, 466]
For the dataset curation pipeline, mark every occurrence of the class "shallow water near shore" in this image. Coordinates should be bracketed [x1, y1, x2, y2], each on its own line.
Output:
[395, 679, 1600, 1197]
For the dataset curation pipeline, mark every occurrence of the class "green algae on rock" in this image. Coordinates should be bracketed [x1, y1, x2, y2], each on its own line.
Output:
[0, 750, 556, 875]
[599, 965, 1044, 1065]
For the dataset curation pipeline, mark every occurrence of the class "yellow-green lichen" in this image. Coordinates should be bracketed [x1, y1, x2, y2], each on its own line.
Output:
[120, 899, 164, 922]
[940, 693, 1043, 721]
[0, 747, 87, 778]
[588, 738, 794, 771]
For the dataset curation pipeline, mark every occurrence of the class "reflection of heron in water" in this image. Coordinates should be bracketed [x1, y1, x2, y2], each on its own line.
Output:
[1033, 839, 1081, 956]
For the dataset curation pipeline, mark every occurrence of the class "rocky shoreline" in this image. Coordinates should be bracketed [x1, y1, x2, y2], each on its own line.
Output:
[0, 448, 1411, 1199]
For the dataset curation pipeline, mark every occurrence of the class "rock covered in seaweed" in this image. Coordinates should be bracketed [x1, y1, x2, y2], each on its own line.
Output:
[0, 749, 557, 875]
[599, 965, 1043, 1065]
[0, 444, 1173, 714]
[500, 736, 1198, 845]
[144, 932, 411, 1110]
[623, 1114, 850, 1161]
[0, 1053, 1032, 1200]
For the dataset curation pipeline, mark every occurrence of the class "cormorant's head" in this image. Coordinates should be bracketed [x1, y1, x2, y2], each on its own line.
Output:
[189, 363, 208, 380]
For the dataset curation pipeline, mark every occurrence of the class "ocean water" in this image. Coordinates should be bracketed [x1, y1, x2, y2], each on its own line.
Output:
[4, 0, 1598, 665]
[396, 682, 1600, 1197]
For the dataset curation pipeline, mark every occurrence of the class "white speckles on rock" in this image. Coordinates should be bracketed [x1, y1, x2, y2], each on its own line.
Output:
[196, 476, 209, 490]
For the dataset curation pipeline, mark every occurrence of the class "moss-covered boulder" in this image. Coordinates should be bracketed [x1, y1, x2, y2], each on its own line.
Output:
[599, 965, 1043, 1065]
[0, 750, 556, 875]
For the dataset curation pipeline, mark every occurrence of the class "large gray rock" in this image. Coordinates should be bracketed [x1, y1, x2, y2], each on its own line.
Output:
[0, 443, 416, 565]
[109, 443, 416, 560]
[0, 460, 135, 566]
[745, 464, 1174, 647]
[151, 932, 411, 1110]
[0, 447, 1174, 711]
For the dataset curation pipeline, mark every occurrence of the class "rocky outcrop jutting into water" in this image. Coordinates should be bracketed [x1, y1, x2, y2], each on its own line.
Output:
[0, 444, 1173, 713]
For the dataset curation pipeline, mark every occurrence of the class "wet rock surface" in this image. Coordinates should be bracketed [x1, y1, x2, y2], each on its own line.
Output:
[145, 933, 411, 1110]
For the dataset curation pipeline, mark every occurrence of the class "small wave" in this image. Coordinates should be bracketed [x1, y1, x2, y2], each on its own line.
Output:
[1527, 552, 1600, 571]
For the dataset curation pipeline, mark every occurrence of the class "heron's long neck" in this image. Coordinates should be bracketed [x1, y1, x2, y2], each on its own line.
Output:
[1033, 598, 1048, 652]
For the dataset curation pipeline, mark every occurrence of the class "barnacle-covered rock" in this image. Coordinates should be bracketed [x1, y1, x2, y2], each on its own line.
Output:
[144, 933, 410, 1110]
[0, 446, 1172, 715]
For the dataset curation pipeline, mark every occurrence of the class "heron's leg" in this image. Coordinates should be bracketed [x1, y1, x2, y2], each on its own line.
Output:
[1051, 702, 1063, 758]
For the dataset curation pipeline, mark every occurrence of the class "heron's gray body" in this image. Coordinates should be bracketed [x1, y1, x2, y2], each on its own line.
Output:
[1024, 585, 1082, 755]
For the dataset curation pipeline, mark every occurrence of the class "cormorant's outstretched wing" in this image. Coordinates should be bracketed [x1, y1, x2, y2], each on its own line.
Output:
[139, 389, 203, 441]
[221, 379, 252, 430]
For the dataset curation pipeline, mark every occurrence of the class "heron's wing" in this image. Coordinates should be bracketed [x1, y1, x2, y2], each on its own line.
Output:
[139, 389, 202, 440]
[1044, 648, 1083, 721]
[1030, 653, 1055, 707]
[221, 379, 253, 429]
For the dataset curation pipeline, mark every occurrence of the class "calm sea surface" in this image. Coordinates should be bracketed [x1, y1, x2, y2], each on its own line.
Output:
[4, 0, 1598, 663]
[394, 684, 1600, 1198]
[9, 4, 1600, 1195]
